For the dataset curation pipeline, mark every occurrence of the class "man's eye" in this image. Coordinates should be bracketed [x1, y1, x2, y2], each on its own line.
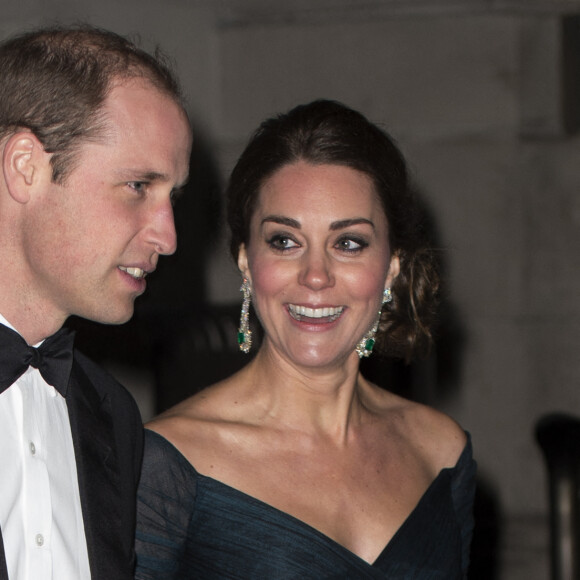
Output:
[128, 181, 147, 193]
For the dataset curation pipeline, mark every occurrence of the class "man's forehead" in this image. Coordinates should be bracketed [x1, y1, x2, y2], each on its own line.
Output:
[100, 79, 190, 138]
[106, 76, 182, 108]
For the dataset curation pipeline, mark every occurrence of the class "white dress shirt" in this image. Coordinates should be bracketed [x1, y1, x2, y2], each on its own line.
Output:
[0, 314, 91, 580]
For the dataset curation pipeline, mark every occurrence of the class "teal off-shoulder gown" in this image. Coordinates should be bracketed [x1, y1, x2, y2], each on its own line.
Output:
[136, 429, 476, 579]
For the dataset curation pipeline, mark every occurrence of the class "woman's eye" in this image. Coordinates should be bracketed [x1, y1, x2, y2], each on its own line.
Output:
[335, 237, 368, 252]
[267, 235, 299, 251]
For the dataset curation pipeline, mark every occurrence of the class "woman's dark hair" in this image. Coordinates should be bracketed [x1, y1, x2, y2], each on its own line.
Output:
[226, 99, 439, 362]
[0, 24, 184, 183]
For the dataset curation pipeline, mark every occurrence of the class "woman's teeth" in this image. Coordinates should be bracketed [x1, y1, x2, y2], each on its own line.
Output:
[288, 304, 343, 322]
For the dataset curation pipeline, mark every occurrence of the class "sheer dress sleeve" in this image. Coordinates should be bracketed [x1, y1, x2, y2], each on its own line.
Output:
[135, 430, 198, 580]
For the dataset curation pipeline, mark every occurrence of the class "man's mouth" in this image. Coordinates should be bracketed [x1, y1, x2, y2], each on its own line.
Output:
[288, 304, 344, 322]
[119, 266, 147, 280]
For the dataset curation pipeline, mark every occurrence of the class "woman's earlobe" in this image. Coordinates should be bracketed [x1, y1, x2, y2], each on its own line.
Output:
[385, 254, 401, 289]
[237, 244, 250, 280]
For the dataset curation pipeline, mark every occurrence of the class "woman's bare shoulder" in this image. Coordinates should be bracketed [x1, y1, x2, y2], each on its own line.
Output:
[369, 386, 466, 471]
[407, 402, 467, 467]
[145, 374, 253, 469]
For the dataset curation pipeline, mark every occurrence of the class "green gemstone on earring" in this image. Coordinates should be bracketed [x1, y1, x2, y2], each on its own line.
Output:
[237, 332, 245, 345]
[365, 338, 375, 352]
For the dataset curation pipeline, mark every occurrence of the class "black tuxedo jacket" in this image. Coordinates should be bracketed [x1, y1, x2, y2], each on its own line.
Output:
[0, 350, 144, 580]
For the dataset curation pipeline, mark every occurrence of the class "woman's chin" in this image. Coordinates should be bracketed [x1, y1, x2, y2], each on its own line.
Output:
[279, 344, 356, 371]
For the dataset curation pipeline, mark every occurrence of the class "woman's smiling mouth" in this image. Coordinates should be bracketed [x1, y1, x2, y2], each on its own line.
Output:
[287, 304, 344, 323]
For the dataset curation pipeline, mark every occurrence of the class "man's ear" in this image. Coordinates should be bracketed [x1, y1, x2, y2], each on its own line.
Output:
[2, 131, 49, 204]
[237, 244, 251, 282]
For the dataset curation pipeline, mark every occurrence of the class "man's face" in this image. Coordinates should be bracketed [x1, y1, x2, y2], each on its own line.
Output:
[21, 79, 192, 326]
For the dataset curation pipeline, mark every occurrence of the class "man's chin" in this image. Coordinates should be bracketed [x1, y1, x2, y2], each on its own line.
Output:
[87, 305, 135, 326]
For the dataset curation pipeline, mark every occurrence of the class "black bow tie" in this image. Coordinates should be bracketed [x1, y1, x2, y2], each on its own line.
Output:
[0, 324, 75, 396]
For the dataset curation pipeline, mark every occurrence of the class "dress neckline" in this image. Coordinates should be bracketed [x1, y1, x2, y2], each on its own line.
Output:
[145, 429, 470, 568]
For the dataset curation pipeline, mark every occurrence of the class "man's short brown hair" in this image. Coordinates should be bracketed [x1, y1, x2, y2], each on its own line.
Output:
[0, 25, 184, 183]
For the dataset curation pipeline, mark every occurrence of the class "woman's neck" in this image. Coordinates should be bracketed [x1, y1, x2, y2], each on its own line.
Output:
[241, 345, 374, 443]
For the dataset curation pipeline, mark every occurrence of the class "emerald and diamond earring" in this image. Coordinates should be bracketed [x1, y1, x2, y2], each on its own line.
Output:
[355, 287, 392, 358]
[237, 278, 252, 353]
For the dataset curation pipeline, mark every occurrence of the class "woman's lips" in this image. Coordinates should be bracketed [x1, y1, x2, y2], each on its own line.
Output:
[287, 304, 344, 323]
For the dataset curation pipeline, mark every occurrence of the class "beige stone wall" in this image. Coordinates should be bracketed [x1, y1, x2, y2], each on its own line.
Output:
[4, 2, 580, 577]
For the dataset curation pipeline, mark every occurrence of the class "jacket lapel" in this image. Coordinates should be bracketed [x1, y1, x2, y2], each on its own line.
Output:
[67, 360, 128, 580]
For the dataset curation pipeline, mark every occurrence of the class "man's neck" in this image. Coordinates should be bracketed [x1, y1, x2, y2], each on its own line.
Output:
[0, 310, 64, 346]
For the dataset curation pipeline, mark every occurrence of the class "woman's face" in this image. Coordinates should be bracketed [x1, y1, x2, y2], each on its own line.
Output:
[239, 161, 399, 370]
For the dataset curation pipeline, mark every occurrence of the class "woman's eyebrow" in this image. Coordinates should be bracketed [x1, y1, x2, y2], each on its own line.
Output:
[330, 218, 375, 231]
[261, 215, 301, 228]
[260, 216, 375, 231]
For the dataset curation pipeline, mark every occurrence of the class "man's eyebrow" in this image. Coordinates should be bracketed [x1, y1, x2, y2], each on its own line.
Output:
[330, 218, 375, 231]
[117, 170, 168, 182]
[117, 170, 190, 190]
[261, 215, 301, 228]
